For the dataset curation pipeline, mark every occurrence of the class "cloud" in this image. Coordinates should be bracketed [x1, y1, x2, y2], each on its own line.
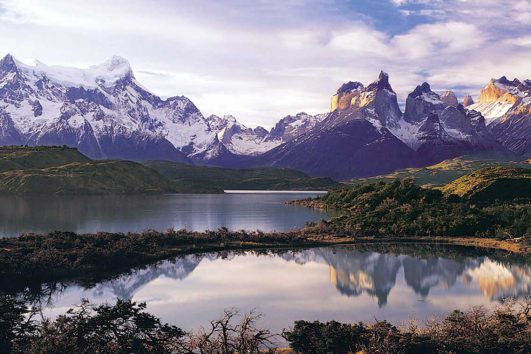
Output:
[0, 0, 529, 128]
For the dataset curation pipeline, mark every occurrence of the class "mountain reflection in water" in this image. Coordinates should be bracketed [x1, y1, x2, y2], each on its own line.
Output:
[24, 246, 530, 333]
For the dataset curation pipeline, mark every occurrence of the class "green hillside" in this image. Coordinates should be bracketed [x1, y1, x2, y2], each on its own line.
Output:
[0, 145, 90, 172]
[0, 146, 338, 194]
[300, 166, 530, 238]
[442, 167, 531, 202]
[351, 153, 530, 187]
[0, 146, 174, 194]
[144, 160, 340, 193]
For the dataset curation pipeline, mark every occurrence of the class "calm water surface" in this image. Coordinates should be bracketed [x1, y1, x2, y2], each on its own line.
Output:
[30, 245, 530, 345]
[0, 193, 329, 237]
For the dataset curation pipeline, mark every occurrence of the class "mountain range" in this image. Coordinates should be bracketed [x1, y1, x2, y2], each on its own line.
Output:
[0, 54, 529, 180]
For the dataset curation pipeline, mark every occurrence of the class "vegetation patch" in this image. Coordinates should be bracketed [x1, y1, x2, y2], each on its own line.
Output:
[293, 170, 530, 240]
[144, 160, 339, 193]
[1, 296, 529, 353]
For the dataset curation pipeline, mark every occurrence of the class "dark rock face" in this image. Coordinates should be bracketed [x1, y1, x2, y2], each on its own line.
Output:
[257, 119, 416, 180]
[0, 109, 23, 145]
[401, 82, 502, 162]
[32, 100, 43, 117]
[489, 110, 531, 155]
[404, 82, 445, 123]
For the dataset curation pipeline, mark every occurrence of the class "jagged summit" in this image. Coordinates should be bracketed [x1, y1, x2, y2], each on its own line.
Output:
[331, 71, 396, 112]
[366, 70, 393, 92]
[337, 81, 363, 94]
[408, 82, 433, 98]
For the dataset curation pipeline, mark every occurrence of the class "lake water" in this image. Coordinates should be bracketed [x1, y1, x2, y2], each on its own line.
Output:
[0, 192, 329, 237]
[28, 245, 530, 346]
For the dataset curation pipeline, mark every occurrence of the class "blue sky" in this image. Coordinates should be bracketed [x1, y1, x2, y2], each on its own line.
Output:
[0, 0, 530, 127]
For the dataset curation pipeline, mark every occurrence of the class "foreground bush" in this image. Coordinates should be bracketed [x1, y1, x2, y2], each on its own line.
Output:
[0, 297, 274, 354]
[311, 179, 531, 239]
[1, 296, 530, 353]
[283, 299, 531, 354]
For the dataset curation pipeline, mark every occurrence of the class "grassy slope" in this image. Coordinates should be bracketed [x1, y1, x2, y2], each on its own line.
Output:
[351, 153, 531, 187]
[0, 146, 175, 194]
[442, 166, 531, 201]
[144, 160, 340, 192]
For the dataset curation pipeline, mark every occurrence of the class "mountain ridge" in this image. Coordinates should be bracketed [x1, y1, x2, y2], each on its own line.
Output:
[0, 54, 528, 180]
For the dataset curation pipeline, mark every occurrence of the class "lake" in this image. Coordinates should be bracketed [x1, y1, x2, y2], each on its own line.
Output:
[0, 192, 329, 237]
[28, 245, 530, 346]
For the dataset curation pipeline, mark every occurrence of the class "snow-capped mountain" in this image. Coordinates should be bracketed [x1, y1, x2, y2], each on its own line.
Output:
[0, 53, 526, 180]
[207, 114, 277, 156]
[255, 72, 418, 179]
[0, 54, 324, 163]
[468, 76, 531, 154]
[254, 72, 502, 179]
[266, 112, 328, 143]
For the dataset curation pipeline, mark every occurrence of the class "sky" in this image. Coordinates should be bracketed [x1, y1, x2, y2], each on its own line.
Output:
[0, 0, 530, 128]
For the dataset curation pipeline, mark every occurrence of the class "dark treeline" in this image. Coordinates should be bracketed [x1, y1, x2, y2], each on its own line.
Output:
[296, 179, 530, 239]
[0, 228, 326, 287]
[1, 296, 529, 353]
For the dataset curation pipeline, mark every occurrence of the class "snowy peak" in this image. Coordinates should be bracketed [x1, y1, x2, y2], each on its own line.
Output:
[468, 76, 530, 124]
[404, 82, 444, 123]
[14, 55, 134, 89]
[479, 77, 522, 104]
[267, 112, 326, 142]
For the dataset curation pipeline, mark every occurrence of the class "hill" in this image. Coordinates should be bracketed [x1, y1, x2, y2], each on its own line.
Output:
[144, 160, 339, 193]
[0, 146, 338, 194]
[294, 167, 530, 238]
[351, 153, 530, 187]
[442, 166, 531, 201]
[0, 146, 175, 194]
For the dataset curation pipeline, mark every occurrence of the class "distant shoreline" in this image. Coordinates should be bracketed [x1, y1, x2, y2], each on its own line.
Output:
[224, 190, 329, 194]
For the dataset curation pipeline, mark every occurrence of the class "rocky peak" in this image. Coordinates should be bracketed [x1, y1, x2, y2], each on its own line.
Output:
[0, 54, 19, 75]
[404, 82, 444, 123]
[366, 71, 393, 92]
[337, 81, 364, 94]
[267, 112, 326, 142]
[331, 81, 363, 112]
[440, 90, 458, 107]
[462, 94, 475, 107]
[479, 78, 520, 104]
[331, 71, 394, 112]
[253, 126, 268, 138]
